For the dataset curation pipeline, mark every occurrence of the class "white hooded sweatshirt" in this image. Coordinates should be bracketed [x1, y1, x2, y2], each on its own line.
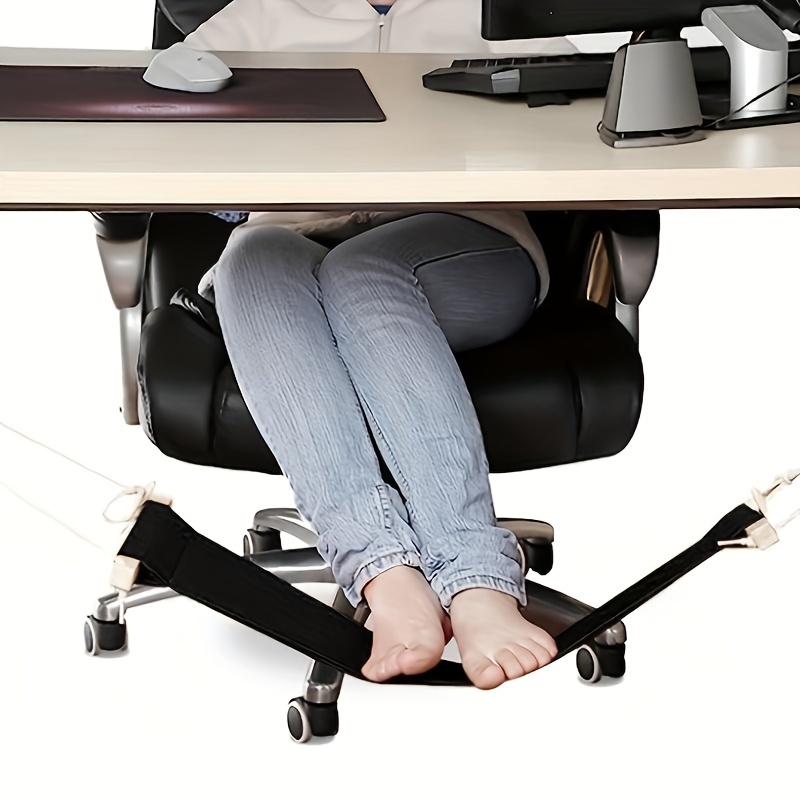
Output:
[187, 0, 577, 303]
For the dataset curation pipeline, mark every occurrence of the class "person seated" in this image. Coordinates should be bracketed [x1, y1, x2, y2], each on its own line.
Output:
[189, 0, 576, 688]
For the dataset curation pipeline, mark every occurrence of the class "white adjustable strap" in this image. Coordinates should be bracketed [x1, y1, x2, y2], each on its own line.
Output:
[0, 421, 172, 621]
[719, 468, 800, 549]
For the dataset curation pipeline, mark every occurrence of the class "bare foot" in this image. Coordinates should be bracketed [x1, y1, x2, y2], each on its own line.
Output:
[449, 588, 559, 689]
[361, 566, 450, 682]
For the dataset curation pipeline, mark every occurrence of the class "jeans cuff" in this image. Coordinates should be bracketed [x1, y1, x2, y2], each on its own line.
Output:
[346, 550, 422, 608]
[434, 574, 527, 612]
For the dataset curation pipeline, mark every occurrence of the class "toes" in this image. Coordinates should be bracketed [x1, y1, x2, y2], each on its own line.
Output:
[508, 642, 541, 674]
[465, 657, 506, 690]
[362, 643, 404, 682]
[463, 642, 553, 689]
[363, 642, 443, 682]
[526, 636, 557, 666]
[494, 647, 529, 680]
[361, 657, 385, 683]
[537, 633, 559, 661]
[396, 646, 442, 676]
[361, 659, 381, 682]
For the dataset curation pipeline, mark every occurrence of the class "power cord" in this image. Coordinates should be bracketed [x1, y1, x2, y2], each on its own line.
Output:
[0, 419, 170, 559]
[700, 70, 800, 128]
[0, 419, 125, 552]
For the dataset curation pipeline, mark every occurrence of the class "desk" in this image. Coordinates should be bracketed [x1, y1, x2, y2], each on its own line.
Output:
[2, 48, 799, 768]
[2, 47, 800, 211]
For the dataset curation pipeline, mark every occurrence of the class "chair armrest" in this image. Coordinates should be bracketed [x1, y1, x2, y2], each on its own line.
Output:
[91, 212, 151, 242]
[90, 212, 152, 425]
[591, 210, 660, 344]
[91, 212, 152, 309]
[600, 210, 660, 308]
[526, 210, 658, 321]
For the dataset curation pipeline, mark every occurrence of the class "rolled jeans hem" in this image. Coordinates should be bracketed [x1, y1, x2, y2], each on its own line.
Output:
[436, 575, 527, 612]
[346, 550, 422, 608]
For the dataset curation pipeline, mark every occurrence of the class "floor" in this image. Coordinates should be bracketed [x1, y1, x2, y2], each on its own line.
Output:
[2, 206, 798, 799]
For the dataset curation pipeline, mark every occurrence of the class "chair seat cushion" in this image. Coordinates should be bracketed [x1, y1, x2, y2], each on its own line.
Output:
[138, 296, 643, 474]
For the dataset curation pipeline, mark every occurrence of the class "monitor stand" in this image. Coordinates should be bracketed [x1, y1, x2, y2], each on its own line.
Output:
[598, 31, 706, 149]
[700, 5, 800, 130]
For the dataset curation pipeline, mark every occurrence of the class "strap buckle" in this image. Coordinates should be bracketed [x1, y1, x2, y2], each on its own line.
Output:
[719, 469, 800, 549]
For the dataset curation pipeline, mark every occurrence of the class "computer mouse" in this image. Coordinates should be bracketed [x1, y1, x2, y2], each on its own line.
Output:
[143, 42, 233, 93]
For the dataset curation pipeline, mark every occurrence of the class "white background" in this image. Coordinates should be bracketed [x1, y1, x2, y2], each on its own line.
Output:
[1, 3, 799, 798]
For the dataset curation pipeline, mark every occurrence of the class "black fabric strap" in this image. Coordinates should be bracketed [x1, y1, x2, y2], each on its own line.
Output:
[119, 501, 470, 685]
[553, 503, 762, 657]
[119, 500, 762, 683]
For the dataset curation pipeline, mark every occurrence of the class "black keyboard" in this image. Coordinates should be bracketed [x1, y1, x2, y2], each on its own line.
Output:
[422, 42, 800, 98]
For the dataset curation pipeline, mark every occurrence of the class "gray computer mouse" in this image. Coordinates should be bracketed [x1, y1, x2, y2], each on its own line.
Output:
[143, 42, 233, 93]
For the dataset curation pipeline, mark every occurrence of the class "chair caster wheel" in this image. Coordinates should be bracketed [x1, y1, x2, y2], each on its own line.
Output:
[84, 615, 127, 656]
[243, 528, 282, 556]
[576, 642, 626, 683]
[287, 698, 339, 743]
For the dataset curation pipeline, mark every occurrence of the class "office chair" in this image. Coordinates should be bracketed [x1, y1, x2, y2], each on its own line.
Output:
[85, 0, 659, 742]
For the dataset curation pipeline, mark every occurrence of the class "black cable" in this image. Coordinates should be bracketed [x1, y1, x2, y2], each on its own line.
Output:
[701, 69, 800, 128]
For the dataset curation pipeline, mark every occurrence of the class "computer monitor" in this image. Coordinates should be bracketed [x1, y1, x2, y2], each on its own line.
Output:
[482, 1, 800, 39]
[483, 1, 800, 147]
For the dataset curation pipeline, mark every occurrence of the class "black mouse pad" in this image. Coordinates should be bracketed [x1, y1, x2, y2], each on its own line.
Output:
[0, 64, 386, 122]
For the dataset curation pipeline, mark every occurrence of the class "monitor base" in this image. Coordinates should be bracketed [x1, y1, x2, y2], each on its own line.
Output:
[701, 92, 800, 129]
[701, 6, 789, 120]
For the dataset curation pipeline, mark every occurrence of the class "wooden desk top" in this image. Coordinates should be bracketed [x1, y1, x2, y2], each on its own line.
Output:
[2, 47, 800, 210]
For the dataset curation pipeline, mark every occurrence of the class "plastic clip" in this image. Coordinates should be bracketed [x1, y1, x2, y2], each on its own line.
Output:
[104, 482, 172, 620]
[109, 555, 140, 623]
[719, 469, 800, 549]
[718, 518, 780, 550]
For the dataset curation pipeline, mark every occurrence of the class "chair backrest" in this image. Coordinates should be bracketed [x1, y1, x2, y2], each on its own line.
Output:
[153, 0, 233, 46]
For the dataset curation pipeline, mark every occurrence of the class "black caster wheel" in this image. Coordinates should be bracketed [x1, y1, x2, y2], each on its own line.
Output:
[287, 698, 339, 743]
[576, 642, 626, 683]
[243, 527, 282, 556]
[84, 615, 127, 656]
[519, 541, 553, 576]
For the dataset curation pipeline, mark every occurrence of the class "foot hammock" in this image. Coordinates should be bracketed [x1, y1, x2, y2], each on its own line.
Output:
[113, 470, 797, 685]
[1, 421, 796, 685]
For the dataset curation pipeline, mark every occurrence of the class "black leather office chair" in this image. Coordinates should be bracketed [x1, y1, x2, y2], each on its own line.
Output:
[85, 0, 659, 742]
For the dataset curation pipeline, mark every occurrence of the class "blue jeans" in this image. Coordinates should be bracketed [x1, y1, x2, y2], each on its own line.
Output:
[209, 213, 540, 609]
